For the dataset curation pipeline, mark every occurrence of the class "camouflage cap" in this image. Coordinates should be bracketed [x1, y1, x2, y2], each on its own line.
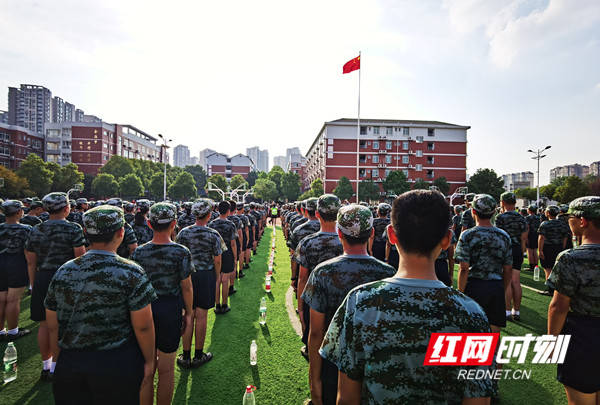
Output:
[69, 200, 76, 208]
[528, 204, 537, 211]
[42, 192, 69, 211]
[23, 198, 33, 204]
[30, 200, 43, 209]
[305, 197, 318, 212]
[192, 199, 213, 218]
[472, 194, 497, 216]
[149, 202, 178, 224]
[377, 202, 392, 216]
[568, 196, 600, 219]
[317, 194, 341, 217]
[76, 198, 88, 205]
[236, 202, 244, 210]
[500, 192, 516, 204]
[559, 204, 569, 213]
[359, 201, 368, 207]
[337, 204, 374, 237]
[300, 200, 307, 209]
[136, 199, 151, 208]
[83, 205, 125, 235]
[106, 198, 123, 208]
[546, 205, 560, 217]
[465, 193, 476, 202]
[244, 204, 250, 213]
[124, 202, 135, 210]
[1, 200, 24, 216]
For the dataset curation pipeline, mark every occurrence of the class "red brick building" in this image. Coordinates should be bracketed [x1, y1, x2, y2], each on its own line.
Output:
[0, 123, 45, 169]
[206, 152, 254, 180]
[305, 118, 469, 199]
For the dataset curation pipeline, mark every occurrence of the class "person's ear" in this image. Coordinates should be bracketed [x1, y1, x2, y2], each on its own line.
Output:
[387, 224, 398, 245]
[581, 217, 589, 228]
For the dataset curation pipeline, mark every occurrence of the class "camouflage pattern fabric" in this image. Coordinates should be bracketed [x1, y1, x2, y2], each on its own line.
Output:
[250, 210, 262, 225]
[454, 226, 512, 280]
[44, 250, 157, 350]
[437, 232, 457, 260]
[66, 211, 83, 226]
[83, 205, 125, 235]
[557, 214, 573, 238]
[452, 213, 462, 233]
[317, 194, 341, 217]
[302, 254, 395, 326]
[20, 215, 42, 227]
[1, 200, 24, 216]
[546, 205, 560, 217]
[287, 219, 320, 251]
[0, 223, 32, 254]
[38, 212, 49, 222]
[247, 210, 257, 227]
[210, 211, 219, 221]
[495, 210, 527, 246]
[117, 223, 138, 258]
[377, 203, 391, 216]
[337, 204, 373, 237]
[192, 199, 213, 218]
[538, 219, 570, 246]
[133, 223, 154, 245]
[124, 213, 135, 225]
[525, 214, 541, 237]
[149, 202, 177, 224]
[290, 216, 308, 233]
[500, 192, 516, 204]
[177, 212, 196, 229]
[305, 197, 318, 211]
[294, 231, 343, 270]
[228, 215, 243, 231]
[42, 192, 69, 212]
[547, 244, 600, 316]
[461, 208, 475, 230]
[25, 219, 86, 272]
[372, 217, 390, 243]
[208, 218, 238, 244]
[472, 194, 496, 216]
[320, 278, 493, 403]
[131, 242, 194, 297]
[176, 225, 226, 271]
[568, 196, 600, 219]
[465, 193, 475, 202]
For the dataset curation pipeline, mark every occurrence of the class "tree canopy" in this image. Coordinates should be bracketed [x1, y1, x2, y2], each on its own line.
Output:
[169, 172, 198, 200]
[92, 173, 119, 198]
[18, 154, 54, 197]
[412, 178, 429, 190]
[99, 156, 134, 179]
[184, 165, 207, 191]
[383, 171, 410, 196]
[466, 168, 504, 200]
[359, 179, 380, 202]
[253, 178, 278, 201]
[119, 173, 144, 199]
[230, 174, 248, 191]
[432, 177, 450, 195]
[310, 178, 324, 198]
[0, 166, 30, 198]
[280, 172, 301, 201]
[334, 176, 354, 201]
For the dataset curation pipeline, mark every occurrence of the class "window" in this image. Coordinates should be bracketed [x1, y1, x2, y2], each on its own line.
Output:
[427, 142, 434, 151]
[416, 136, 424, 143]
[359, 154, 367, 163]
[403, 127, 409, 135]
[360, 126, 367, 135]
[385, 155, 392, 164]
[103, 143, 108, 149]
[373, 141, 379, 149]
[0, 146, 9, 156]
[104, 155, 108, 161]
[328, 152, 333, 159]
[328, 138, 333, 144]
[428, 128, 434, 137]
[47, 142, 59, 151]
[372, 169, 379, 178]
[373, 127, 380, 135]
[416, 164, 422, 171]
[403, 169, 409, 177]
[359, 168, 366, 177]
[427, 156, 434, 164]
[372, 155, 379, 163]
[427, 169, 434, 178]
[359, 140, 367, 149]
[416, 150, 423, 157]
[386, 141, 392, 149]
[402, 141, 409, 150]
[385, 169, 391, 177]
[386, 127, 392, 135]
[402, 155, 409, 164]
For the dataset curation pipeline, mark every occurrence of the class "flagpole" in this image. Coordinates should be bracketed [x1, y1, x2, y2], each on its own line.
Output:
[356, 51, 361, 203]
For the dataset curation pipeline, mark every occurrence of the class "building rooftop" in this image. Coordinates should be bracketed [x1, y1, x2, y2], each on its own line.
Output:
[328, 118, 470, 129]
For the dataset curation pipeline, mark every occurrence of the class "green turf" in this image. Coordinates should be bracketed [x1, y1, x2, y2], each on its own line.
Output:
[0, 230, 567, 404]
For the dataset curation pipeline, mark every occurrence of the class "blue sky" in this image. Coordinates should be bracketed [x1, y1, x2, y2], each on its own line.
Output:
[1, 0, 598, 184]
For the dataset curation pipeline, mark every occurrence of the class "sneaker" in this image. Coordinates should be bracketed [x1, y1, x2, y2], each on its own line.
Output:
[176, 354, 193, 369]
[238, 271, 245, 279]
[40, 369, 53, 382]
[506, 315, 513, 322]
[221, 305, 231, 314]
[538, 290, 553, 296]
[512, 314, 521, 322]
[7, 328, 31, 341]
[191, 352, 213, 368]
[300, 345, 309, 361]
[244, 264, 250, 269]
[229, 287, 237, 295]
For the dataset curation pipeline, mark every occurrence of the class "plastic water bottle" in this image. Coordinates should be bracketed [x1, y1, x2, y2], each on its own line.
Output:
[259, 297, 267, 325]
[3, 342, 17, 383]
[250, 340, 257, 366]
[533, 265, 540, 281]
[243, 385, 256, 405]
[265, 276, 271, 293]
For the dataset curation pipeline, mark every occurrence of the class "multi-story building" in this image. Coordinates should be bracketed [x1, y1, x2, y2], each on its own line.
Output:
[246, 146, 269, 172]
[0, 110, 7, 124]
[51, 97, 78, 123]
[502, 171, 534, 191]
[173, 144, 191, 167]
[305, 118, 469, 199]
[75, 109, 85, 122]
[8, 84, 53, 135]
[189, 156, 199, 166]
[0, 122, 45, 169]
[590, 161, 600, 177]
[206, 153, 254, 180]
[199, 148, 216, 171]
[44, 122, 164, 174]
[288, 156, 306, 188]
[273, 155, 286, 169]
[550, 164, 590, 182]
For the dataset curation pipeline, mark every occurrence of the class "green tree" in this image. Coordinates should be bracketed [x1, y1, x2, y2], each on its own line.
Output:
[258, 172, 268, 180]
[168, 172, 198, 200]
[119, 173, 144, 199]
[553, 176, 590, 203]
[539, 184, 557, 200]
[298, 190, 313, 200]
[92, 173, 119, 198]
[247, 171, 260, 186]
[432, 177, 450, 195]
[359, 179, 380, 202]
[383, 171, 410, 196]
[206, 174, 228, 201]
[590, 179, 600, 196]
[280, 172, 301, 201]
[149, 172, 166, 200]
[230, 174, 248, 191]
[51, 163, 84, 192]
[184, 165, 207, 191]
[412, 178, 429, 190]
[0, 166, 30, 198]
[515, 187, 538, 201]
[334, 176, 354, 201]
[466, 168, 505, 200]
[18, 153, 53, 196]
[268, 166, 285, 196]
[253, 178, 278, 201]
[82, 173, 95, 199]
[99, 156, 134, 179]
[310, 178, 324, 198]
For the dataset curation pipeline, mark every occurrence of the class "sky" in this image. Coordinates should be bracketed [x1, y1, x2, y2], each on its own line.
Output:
[1, 0, 599, 184]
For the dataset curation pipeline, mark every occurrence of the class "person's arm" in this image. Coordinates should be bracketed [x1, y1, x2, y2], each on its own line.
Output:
[46, 309, 61, 361]
[298, 265, 310, 327]
[73, 246, 86, 257]
[385, 241, 390, 262]
[25, 250, 37, 286]
[130, 305, 155, 385]
[337, 371, 362, 405]
[447, 244, 455, 285]
[368, 234, 374, 256]
[458, 262, 469, 292]
[230, 239, 237, 264]
[521, 231, 527, 254]
[180, 276, 193, 335]
[538, 235, 545, 260]
[214, 255, 222, 279]
[548, 291, 570, 336]
[308, 309, 326, 405]
[562, 236, 567, 250]
[128, 243, 138, 256]
[502, 264, 512, 291]
[291, 259, 299, 289]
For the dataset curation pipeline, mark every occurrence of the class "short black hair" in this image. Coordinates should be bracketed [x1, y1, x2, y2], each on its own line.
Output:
[391, 190, 451, 256]
[134, 212, 147, 226]
[306, 209, 316, 217]
[149, 220, 173, 232]
[48, 207, 66, 215]
[319, 210, 337, 222]
[218, 201, 230, 215]
[228, 200, 237, 213]
[139, 206, 149, 215]
[340, 229, 372, 246]
[86, 229, 121, 244]
[473, 210, 493, 220]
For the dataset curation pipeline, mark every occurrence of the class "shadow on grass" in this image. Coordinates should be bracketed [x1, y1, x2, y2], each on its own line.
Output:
[260, 324, 271, 345]
[251, 365, 261, 389]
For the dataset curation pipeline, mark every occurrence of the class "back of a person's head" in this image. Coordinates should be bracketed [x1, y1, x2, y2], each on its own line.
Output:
[218, 201, 231, 215]
[391, 190, 451, 256]
[134, 211, 146, 226]
[228, 200, 237, 213]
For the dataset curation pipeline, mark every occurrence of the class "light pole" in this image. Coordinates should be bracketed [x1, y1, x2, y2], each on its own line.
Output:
[158, 134, 172, 201]
[527, 145, 551, 204]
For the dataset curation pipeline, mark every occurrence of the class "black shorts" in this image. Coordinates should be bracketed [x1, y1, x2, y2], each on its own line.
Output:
[435, 259, 452, 287]
[0, 253, 29, 291]
[541, 244, 563, 270]
[248, 229, 255, 248]
[53, 341, 144, 405]
[152, 295, 183, 353]
[236, 239, 241, 257]
[242, 234, 248, 251]
[192, 271, 216, 310]
[221, 249, 235, 274]
[511, 245, 524, 271]
[464, 279, 506, 328]
[31, 271, 56, 322]
[372, 241, 386, 261]
[557, 314, 600, 393]
[527, 233, 538, 249]
[301, 304, 311, 345]
[321, 358, 339, 405]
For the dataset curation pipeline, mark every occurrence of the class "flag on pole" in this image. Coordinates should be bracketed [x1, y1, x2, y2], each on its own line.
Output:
[343, 55, 360, 74]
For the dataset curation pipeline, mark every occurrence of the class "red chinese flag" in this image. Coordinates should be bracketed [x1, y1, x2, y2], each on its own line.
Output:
[343, 55, 360, 74]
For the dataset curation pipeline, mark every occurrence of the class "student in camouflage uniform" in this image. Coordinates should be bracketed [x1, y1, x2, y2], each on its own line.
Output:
[547, 196, 600, 403]
[107, 198, 139, 259]
[384, 223, 399, 269]
[25, 192, 86, 381]
[66, 199, 84, 226]
[461, 193, 476, 232]
[227, 200, 245, 287]
[177, 202, 195, 231]
[208, 201, 238, 314]
[45, 205, 157, 404]
[133, 201, 154, 245]
[249, 203, 262, 254]
[289, 198, 321, 297]
[290, 200, 309, 234]
[452, 205, 463, 241]
[175, 199, 224, 368]
[244, 204, 256, 266]
[237, 203, 250, 270]
[320, 190, 493, 404]
[368, 203, 391, 261]
[455, 194, 512, 332]
[20, 200, 43, 226]
[0, 200, 32, 341]
[435, 229, 456, 287]
[496, 192, 528, 321]
[557, 204, 573, 249]
[124, 202, 136, 225]
[284, 202, 302, 240]
[303, 203, 394, 405]
[131, 203, 194, 405]
[525, 204, 541, 271]
[538, 205, 570, 296]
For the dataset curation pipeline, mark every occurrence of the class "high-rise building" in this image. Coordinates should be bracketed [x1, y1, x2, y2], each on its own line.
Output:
[189, 156, 199, 166]
[550, 164, 590, 182]
[75, 109, 85, 122]
[0, 122, 45, 169]
[199, 148, 216, 170]
[64, 102, 76, 122]
[8, 84, 53, 134]
[502, 172, 534, 191]
[173, 144, 191, 167]
[259, 149, 269, 172]
[246, 146, 259, 169]
[305, 118, 469, 199]
[273, 155, 286, 169]
[590, 161, 600, 177]
[0, 110, 8, 124]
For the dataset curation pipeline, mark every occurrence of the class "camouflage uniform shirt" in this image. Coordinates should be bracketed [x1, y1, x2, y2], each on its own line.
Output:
[228, 215, 243, 232]
[177, 212, 196, 230]
[176, 225, 225, 271]
[131, 242, 194, 297]
[294, 231, 343, 270]
[0, 223, 32, 254]
[25, 219, 86, 272]
[290, 216, 308, 233]
[461, 208, 475, 230]
[67, 211, 83, 226]
[45, 250, 157, 350]
[210, 211, 219, 221]
[20, 215, 42, 227]
[372, 217, 390, 243]
[133, 223, 154, 246]
[538, 219, 569, 246]
[38, 212, 49, 222]
[547, 244, 600, 317]
[454, 226, 512, 281]
[124, 213, 135, 225]
[320, 278, 493, 403]
[495, 210, 527, 246]
[117, 222, 138, 258]
[452, 214, 462, 233]
[302, 254, 395, 326]
[288, 219, 320, 251]
[208, 218, 238, 244]
[525, 214, 541, 238]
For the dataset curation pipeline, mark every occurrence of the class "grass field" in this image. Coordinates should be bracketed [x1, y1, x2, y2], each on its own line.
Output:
[0, 226, 567, 404]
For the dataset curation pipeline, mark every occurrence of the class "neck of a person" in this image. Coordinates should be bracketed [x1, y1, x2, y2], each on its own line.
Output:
[49, 213, 66, 221]
[503, 204, 516, 212]
[395, 248, 438, 280]
[88, 243, 117, 253]
[582, 229, 600, 245]
[475, 218, 493, 227]
[196, 217, 210, 227]
[342, 241, 368, 256]
[5, 216, 19, 225]
[308, 215, 317, 221]
[152, 231, 172, 245]
[219, 214, 228, 220]
[319, 221, 336, 233]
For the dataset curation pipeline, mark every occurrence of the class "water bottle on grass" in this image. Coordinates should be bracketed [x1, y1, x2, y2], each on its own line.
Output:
[3, 342, 17, 383]
[243, 385, 256, 405]
[533, 265, 540, 281]
[259, 297, 267, 325]
[250, 340, 257, 366]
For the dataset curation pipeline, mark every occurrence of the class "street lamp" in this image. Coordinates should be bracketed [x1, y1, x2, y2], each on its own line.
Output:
[527, 145, 551, 204]
[158, 134, 172, 201]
